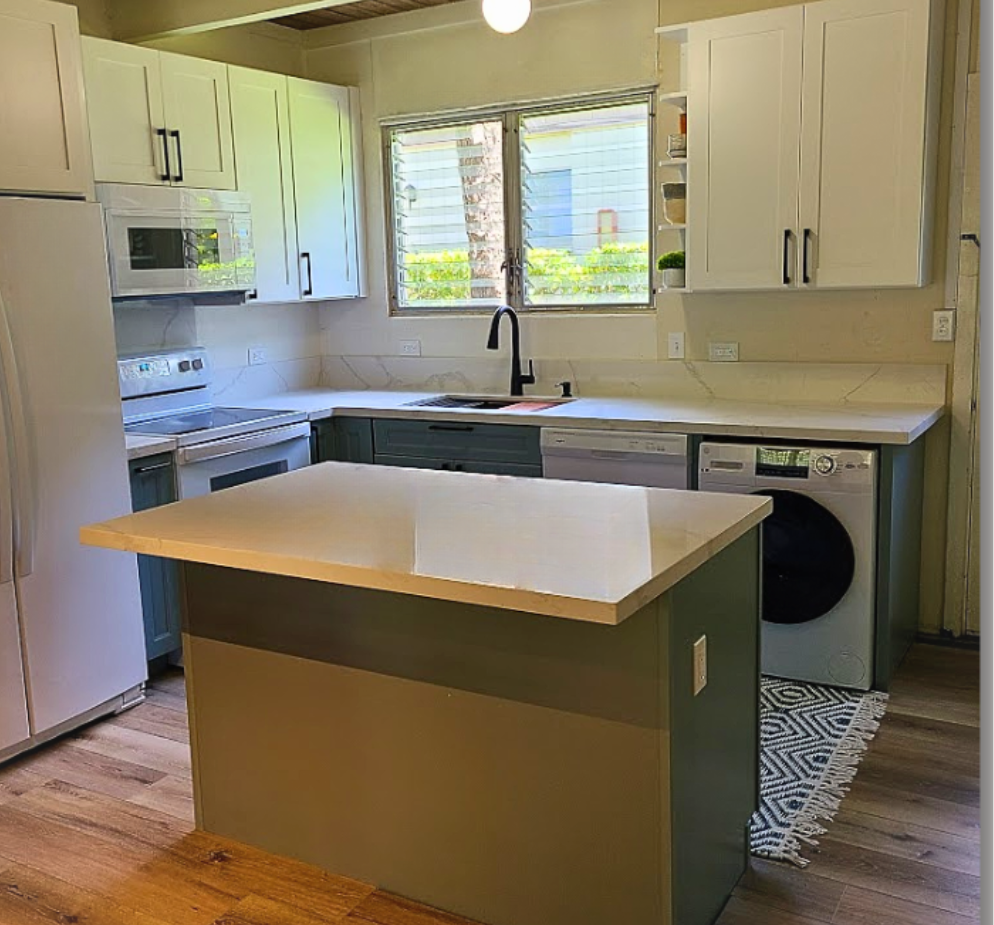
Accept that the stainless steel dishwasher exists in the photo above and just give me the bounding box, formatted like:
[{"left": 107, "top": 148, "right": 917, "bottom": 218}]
[{"left": 541, "top": 429, "right": 690, "bottom": 489}]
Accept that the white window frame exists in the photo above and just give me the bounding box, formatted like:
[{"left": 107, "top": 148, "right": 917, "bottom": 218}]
[{"left": 383, "top": 89, "right": 656, "bottom": 315}]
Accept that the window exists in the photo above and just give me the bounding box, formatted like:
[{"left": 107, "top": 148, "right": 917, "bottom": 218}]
[{"left": 386, "top": 94, "right": 653, "bottom": 313}]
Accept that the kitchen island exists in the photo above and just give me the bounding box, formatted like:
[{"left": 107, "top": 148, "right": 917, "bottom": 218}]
[{"left": 82, "top": 463, "right": 771, "bottom": 925}]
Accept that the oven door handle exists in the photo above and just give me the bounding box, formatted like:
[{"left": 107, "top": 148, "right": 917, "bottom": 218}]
[{"left": 177, "top": 422, "right": 311, "bottom": 465}]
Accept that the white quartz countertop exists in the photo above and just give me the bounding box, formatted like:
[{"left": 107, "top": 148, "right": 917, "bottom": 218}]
[
  {"left": 81, "top": 462, "right": 771, "bottom": 624},
  {"left": 232, "top": 389, "right": 943, "bottom": 445},
  {"left": 125, "top": 434, "right": 178, "bottom": 460}
]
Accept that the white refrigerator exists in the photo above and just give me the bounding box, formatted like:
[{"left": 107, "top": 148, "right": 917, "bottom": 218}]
[{"left": 0, "top": 197, "right": 146, "bottom": 761}]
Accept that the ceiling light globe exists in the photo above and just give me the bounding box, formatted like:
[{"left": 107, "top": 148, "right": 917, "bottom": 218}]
[{"left": 482, "top": 0, "right": 532, "bottom": 34}]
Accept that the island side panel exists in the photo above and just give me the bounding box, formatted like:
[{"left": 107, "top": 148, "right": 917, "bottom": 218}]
[
  {"left": 668, "top": 530, "right": 761, "bottom": 925},
  {"left": 180, "top": 567, "right": 672, "bottom": 925}
]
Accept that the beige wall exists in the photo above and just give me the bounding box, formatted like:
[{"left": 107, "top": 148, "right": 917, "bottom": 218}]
[
  {"left": 303, "top": 0, "right": 961, "bottom": 369},
  {"left": 144, "top": 22, "right": 306, "bottom": 76},
  {"left": 56, "top": 0, "right": 111, "bottom": 36}
]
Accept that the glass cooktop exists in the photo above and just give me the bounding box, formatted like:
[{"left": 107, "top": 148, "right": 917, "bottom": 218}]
[{"left": 125, "top": 407, "right": 287, "bottom": 437}]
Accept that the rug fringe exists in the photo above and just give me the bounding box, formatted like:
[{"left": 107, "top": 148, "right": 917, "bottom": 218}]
[{"left": 766, "top": 689, "right": 889, "bottom": 868}]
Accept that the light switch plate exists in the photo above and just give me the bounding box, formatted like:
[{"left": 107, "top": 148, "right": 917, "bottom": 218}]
[
  {"left": 667, "top": 332, "right": 686, "bottom": 359},
  {"left": 693, "top": 635, "right": 708, "bottom": 696},
  {"left": 399, "top": 339, "right": 422, "bottom": 356},
  {"left": 708, "top": 342, "right": 739, "bottom": 362},
  {"left": 932, "top": 310, "right": 956, "bottom": 342},
  {"left": 248, "top": 346, "right": 268, "bottom": 366}
]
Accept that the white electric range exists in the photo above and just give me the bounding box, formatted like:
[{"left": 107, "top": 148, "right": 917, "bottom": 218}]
[{"left": 119, "top": 348, "right": 311, "bottom": 498}]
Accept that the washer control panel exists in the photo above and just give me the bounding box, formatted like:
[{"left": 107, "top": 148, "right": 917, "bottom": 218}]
[{"left": 699, "top": 443, "right": 876, "bottom": 489}]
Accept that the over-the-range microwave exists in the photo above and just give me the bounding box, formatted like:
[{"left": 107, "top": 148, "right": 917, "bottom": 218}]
[{"left": 97, "top": 184, "right": 256, "bottom": 300}]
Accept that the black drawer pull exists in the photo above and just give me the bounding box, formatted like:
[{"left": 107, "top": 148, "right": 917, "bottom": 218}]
[
  {"left": 132, "top": 462, "right": 173, "bottom": 474},
  {"left": 427, "top": 424, "right": 475, "bottom": 433}
]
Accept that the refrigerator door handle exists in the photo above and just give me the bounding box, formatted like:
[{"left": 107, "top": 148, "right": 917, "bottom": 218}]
[
  {"left": 0, "top": 304, "right": 13, "bottom": 586},
  {"left": 0, "top": 291, "right": 34, "bottom": 579}
]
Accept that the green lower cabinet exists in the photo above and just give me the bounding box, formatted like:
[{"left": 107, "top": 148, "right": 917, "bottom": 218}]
[
  {"left": 312, "top": 418, "right": 374, "bottom": 464},
  {"left": 128, "top": 454, "right": 182, "bottom": 661}
]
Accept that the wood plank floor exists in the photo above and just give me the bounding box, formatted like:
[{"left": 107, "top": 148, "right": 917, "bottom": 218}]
[{"left": 0, "top": 643, "right": 979, "bottom": 925}]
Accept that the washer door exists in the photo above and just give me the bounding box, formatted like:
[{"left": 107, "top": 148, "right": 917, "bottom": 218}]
[{"left": 756, "top": 489, "right": 856, "bottom": 625}]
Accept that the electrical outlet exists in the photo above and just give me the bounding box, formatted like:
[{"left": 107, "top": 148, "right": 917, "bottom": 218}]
[
  {"left": 667, "top": 332, "right": 686, "bottom": 359},
  {"left": 932, "top": 310, "right": 956, "bottom": 342},
  {"left": 693, "top": 635, "right": 708, "bottom": 696},
  {"left": 708, "top": 341, "right": 739, "bottom": 362},
  {"left": 399, "top": 339, "right": 422, "bottom": 357},
  {"left": 248, "top": 346, "right": 268, "bottom": 366}
]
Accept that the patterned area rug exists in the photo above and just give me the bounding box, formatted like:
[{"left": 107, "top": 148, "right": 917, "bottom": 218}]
[{"left": 751, "top": 677, "right": 888, "bottom": 867}]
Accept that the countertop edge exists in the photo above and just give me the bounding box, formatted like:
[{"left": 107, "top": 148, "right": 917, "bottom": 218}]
[{"left": 80, "top": 490, "right": 772, "bottom": 625}]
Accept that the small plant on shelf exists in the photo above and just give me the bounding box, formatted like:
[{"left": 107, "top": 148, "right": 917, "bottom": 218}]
[{"left": 657, "top": 251, "right": 686, "bottom": 290}]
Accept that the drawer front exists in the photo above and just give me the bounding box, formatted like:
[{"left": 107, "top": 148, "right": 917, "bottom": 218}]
[
  {"left": 373, "top": 419, "right": 541, "bottom": 465},
  {"left": 375, "top": 454, "right": 542, "bottom": 478}
]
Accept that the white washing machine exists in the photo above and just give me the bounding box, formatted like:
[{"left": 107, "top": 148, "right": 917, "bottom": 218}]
[{"left": 699, "top": 443, "right": 877, "bottom": 690}]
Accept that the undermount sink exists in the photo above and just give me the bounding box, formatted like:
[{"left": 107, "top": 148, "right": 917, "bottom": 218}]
[{"left": 405, "top": 395, "right": 574, "bottom": 411}]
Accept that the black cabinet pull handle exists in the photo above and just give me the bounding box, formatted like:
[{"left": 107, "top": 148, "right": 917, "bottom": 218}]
[
  {"left": 427, "top": 424, "right": 474, "bottom": 432},
  {"left": 246, "top": 289, "right": 258, "bottom": 300},
  {"left": 156, "top": 128, "right": 171, "bottom": 182},
  {"left": 132, "top": 461, "right": 173, "bottom": 474},
  {"left": 169, "top": 130, "right": 184, "bottom": 183},
  {"left": 782, "top": 229, "right": 792, "bottom": 285},
  {"left": 301, "top": 252, "right": 313, "bottom": 296},
  {"left": 453, "top": 463, "right": 464, "bottom": 472},
  {"left": 803, "top": 228, "right": 812, "bottom": 284}
]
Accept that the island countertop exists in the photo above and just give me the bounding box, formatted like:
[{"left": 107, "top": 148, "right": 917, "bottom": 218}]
[{"left": 81, "top": 462, "right": 771, "bottom": 624}]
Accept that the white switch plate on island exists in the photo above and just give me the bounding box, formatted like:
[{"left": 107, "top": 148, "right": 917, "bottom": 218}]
[{"left": 693, "top": 635, "right": 708, "bottom": 696}]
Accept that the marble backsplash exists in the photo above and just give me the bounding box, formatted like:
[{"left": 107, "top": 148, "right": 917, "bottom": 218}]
[
  {"left": 112, "top": 300, "right": 324, "bottom": 402},
  {"left": 111, "top": 302, "right": 948, "bottom": 408},
  {"left": 318, "top": 355, "right": 948, "bottom": 406}
]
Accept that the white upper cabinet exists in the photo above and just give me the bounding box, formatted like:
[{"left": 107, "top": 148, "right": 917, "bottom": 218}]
[
  {"left": 159, "top": 53, "right": 235, "bottom": 190},
  {"left": 288, "top": 77, "right": 365, "bottom": 301},
  {"left": 798, "top": 0, "right": 935, "bottom": 288},
  {"left": 685, "top": 0, "right": 939, "bottom": 291},
  {"left": 82, "top": 38, "right": 235, "bottom": 190},
  {"left": 82, "top": 40, "right": 166, "bottom": 186},
  {"left": 0, "top": 0, "right": 92, "bottom": 198},
  {"left": 229, "top": 66, "right": 299, "bottom": 303},
  {"left": 687, "top": 7, "right": 803, "bottom": 291}
]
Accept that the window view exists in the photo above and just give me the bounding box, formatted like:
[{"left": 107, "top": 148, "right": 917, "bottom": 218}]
[
  {"left": 387, "top": 95, "right": 652, "bottom": 312},
  {"left": 389, "top": 119, "right": 507, "bottom": 310},
  {"left": 520, "top": 101, "right": 651, "bottom": 306}
]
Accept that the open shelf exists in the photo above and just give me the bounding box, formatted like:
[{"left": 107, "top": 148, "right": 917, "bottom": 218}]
[
  {"left": 655, "top": 23, "right": 690, "bottom": 43},
  {"left": 658, "top": 90, "right": 688, "bottom": 108}
]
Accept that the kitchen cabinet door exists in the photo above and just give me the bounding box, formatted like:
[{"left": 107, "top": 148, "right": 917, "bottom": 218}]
[
  {"left": 129, "top": 455, "right": 181, "bottom": 661},
  {"left": 798, "top": 0, "right": 935, "bottom": 288},
  {"left": 686, "top": 7, "right": 803, "bottom": 291},
  {"left": 160, "top": 52, "right": 236, "bottom": 190},
  {"left": 83, "top": 38, "right": 167, "bottom": 186},
  {"left": 0, "top": 0, "right": 92, "bottom": 198},
  {"left": 229, "top": 67, "right": 299, "bottom": 303},
  {"left": 288, "top": 78, "right": 364, "bottom": 300}
]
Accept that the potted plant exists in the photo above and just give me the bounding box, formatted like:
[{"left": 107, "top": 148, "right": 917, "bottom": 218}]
[{"left": 658, "top": 251, "right": 686, "bottom": 289}]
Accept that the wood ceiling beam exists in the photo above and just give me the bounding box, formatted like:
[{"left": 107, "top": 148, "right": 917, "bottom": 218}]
[{"left": 107, "top": 0, "right": 358, "bottom": 42}]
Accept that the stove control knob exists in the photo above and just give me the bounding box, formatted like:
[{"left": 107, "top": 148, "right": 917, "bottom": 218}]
[
  {"left": 178, "top": 360, "right": 192, "bottom": 372},
  {"left": 192, "top": 358, "right": 204, "bottom": 370},
  {"left": 814, "top": 455, "right": 836, "bottom": 476}
]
